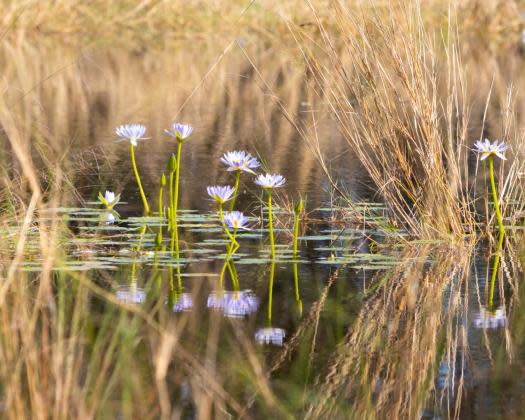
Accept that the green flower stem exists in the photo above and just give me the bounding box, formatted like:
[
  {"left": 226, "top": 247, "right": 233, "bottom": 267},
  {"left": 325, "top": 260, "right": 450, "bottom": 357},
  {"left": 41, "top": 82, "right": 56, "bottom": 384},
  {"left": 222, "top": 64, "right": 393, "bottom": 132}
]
[
  {"left": 169, "top": 140, "right": 184, "bottom": 290},
  {"left": 157, "top": 174, "right": 165, "bottom": 245},
  {"left": 267, "top": 189, "right": 275, "bottom": 258},
  {"left": 131, "top": 225, "right": 147, "bottom": 285},
  {"left": 293, "top": 262, "right": 303, "bottom": 316},
  {"left": 268, "top": 260, "right": 275, "bottom": 322},
  {"left": 293, "top": 208, "right": 300, "bottom": 259},
  {"left": 231, "top": 261, "right": 240, "bottom": 290},
  {"left": 171, "top": 228, "right": 182, "bottom": 291},
  {"left": 487, "top": 154, "right": 505, "bottom": 311},
  {"left": 158, "top": 177, "right": 164, "bottom": 218},
  {"left": 172, "top": 140, "right": 183, "bottom": 227},
  {"left": 489, "top": 155, "right": 505, "bottom": 236},
  {"left": 218, "top": 203, "right": 239, "bottom": 251},
  {"left": 217, "top": 203, "right": 240, "bottom": 287},
  {"left": 489, "top": 230, "right": 505, "bottom": 311},
  {"left": 219, "top": 259, "right": 228, "bottom": 288},
  {"left": 229, "top": 170, "right": 241, "bottom": 211},
  {"left": 168, "top": 168, "right": 175, "bottom": 231},
  {"left": 130, "top": 143, "right": 150, "bottom": 215},
  {"left": 293, "top": 199, "right": 302, "bottom": 314}
]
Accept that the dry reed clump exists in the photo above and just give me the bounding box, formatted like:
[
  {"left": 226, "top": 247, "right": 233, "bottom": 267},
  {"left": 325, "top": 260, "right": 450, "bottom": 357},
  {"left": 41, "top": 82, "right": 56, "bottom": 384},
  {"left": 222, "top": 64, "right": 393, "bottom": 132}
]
[{"left": 277, "top": 0, "right": 524, "bottom": 239}]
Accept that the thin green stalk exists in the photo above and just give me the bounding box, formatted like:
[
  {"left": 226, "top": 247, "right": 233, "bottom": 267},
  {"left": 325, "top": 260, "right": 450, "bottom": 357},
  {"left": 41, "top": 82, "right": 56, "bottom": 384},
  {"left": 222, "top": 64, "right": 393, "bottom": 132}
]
[
  {"left": 131, "top": 225, "right": 147, "bottom": 285},
  {"left": 293, "top": 207, "right": 301, "bottom": 259},
  {"left": 293, "top": 198, "right": 303, "bottom": 314},
  {"left": 293, "top": 262, "right": 302, "bottom": 316},
  {"left": 489, "top": 155, "right": 505, "bottom": 236},
  {"left": 230, "top": 261, "right": 240, "bottom": 290},
  {"left": 172, "top": 141, "right": 183, "bottom": 227},
  {"left": 267, "top": 189, "right": 275, "bottom": 258},
  {"left": 171, "top": 228, "right": 182, "bottom": 290},
  {"left": 268, "top": 260, "right": 275, "bottom": 322},
  {"left": 159, "top": 175, "right": 165, "bottom": 218},
  {"left": 218, "top": 203, "right": 239, "bottom": 251},
  {"left": 169, "top": 142, "right": 183, "bottom": 289},
  {"left": 157, "top": 173, "right": 166, "bottom": 246},
  {"left": 218, "top": 203, "right": 240, "bottom": 287},
  {"left": 488, "top": 230, "right": 505, "bottom": 311},
  {"left": 229, "top": 170, "right": 241, "bottom": 211},
  {"left": 168, "top": 169, "right": 174, "bottom": 230},
  {"left": 130, "top": 143, "right": 150, "bottom": 215}
]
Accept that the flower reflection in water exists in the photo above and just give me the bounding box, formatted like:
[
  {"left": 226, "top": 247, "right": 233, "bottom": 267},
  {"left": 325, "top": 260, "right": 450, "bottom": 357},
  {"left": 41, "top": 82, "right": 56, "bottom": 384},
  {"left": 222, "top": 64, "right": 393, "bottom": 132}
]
[
  {"left": 255, "top": 328, "right": 286, "bottom": 346},
  {"left": 472, "top": 305, "right": 506, "bottom": 329},
  {"left": 116, "top": 284, "right": 146, "bottom": 304},
  {"left": 255, "top": 261, "right": 286, "bottom": 346},
  {"left": 102, "top": 211, "right": 117, "bottom": 225},
  {"left": 207, "top": 290, "right": 259, "bottom": 318},
  {"left": 172, "top": 293, "right": 193, "bottom": 313}
]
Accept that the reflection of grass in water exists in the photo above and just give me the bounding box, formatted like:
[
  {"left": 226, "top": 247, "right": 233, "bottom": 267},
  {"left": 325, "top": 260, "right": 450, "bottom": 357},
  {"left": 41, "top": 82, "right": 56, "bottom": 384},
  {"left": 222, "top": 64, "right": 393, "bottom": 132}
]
[
  {"left": 304, "top": 246, "right": 474, "bottom": 419},
  {"left": 2, "top": 200, "right": 525, "bottom": 417}
]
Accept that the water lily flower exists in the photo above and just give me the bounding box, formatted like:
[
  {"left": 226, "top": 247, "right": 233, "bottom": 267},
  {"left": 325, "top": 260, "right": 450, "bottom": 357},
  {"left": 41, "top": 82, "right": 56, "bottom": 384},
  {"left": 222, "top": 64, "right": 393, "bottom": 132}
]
[
  {"left": 172, "top": 293, "right": 193, "bottom": 313},
  {"left": 207, "top": 185, "right": 235, "bottom": 204},
  {"left": 115, "top": 124, "right": 148, "bottom": 146},
  {"left": 207, "top": 290, "right": 259, "bottom": 317},
  {"left": 255, "top": 327, "right": 286, "bottom": 346},
  {"left": 115, "top": 124, "right": 150, "bottom": 213},
  {"left": 102, "top": 211, "right": 117, "bottom": 225},
  {"left": 98, "top": 190, "right": 121, "bottom": 209},
  {"left": 473, "top": 305, "right": 506, "bottom": 329},
  {"left": 220, "top": 150, "right": 260, "bottom": 174},
  {"left": 255, "top": 173, "right": 286, "bottom": 189},
  {"left": 116, "top": 285, "right": 146, "bottom": 304},
  {"left": 223, "top": 211, "right": 250, "bottom": 230},
  {"left": 474, "top": 139, "right": 508, "bottom": 161},
  {"left": 165, "top": 122, "right": 193, "bottom": 141}
]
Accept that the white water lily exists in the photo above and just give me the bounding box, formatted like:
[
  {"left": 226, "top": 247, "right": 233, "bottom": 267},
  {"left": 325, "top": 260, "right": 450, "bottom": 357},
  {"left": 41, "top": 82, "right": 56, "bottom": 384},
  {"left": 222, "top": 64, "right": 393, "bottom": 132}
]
[
  {"left": 115, "top": 124, "right": 148, "bottom": 146},
  {"left": 98, "top": 190, "right": 121, "bottom": 209},
  {"left": 254, "top": 173, "right": 286, "bottom": 189},
  {"left": 220, "top": 150, "right": 260, "bottom": 174},
  {"left": 172, "top": 293, "right": 193, "bottom": 313},
  {"left": 255, "top": 327, "right": 286, "bottom": 346},
  {"left": 223, "top": 211, "right": 250, "bottom": 230},
  {"left": 473, "top": 139, "right": 508, "bottom": 161},
  {"left": 165, "top": 122, "right": 193, "bottom": 141},
  {"left": 116, "top": 285, "right": 146, "bottom": 304},
  {"left": 207, "top": 290, "right": 259, "bottom": 318},
  {"left": 207, "top": 185, "right": 235, "bottom": 204},
  {"left": 473, "top": 306, "right": 506, "bottom": 329}
]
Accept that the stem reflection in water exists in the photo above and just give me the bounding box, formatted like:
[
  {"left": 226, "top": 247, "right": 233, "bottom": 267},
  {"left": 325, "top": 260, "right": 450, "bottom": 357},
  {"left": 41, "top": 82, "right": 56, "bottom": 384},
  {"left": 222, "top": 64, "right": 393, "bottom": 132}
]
[{"left": 488, "top": 231, "right": 505, "bottom": 311}]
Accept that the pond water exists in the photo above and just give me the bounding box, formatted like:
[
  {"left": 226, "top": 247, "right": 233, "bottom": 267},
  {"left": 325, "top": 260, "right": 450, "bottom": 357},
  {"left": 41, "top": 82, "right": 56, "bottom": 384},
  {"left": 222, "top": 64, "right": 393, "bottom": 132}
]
[{"left": 2, "top": 42, "right": 525, "bottom": 418}]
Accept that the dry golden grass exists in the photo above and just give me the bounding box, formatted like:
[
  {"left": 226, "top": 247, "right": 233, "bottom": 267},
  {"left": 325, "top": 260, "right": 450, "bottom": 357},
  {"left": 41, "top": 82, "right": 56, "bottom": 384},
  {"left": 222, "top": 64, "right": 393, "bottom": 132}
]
[{"left": 0, "top": 0, "right": 525, "bottom": 418}]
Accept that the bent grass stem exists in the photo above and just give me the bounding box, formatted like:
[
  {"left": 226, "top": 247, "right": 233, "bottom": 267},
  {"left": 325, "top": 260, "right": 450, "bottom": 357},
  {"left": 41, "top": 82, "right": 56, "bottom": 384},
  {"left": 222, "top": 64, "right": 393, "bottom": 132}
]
[{"left": 130, "top": 143, "right": 150, "bottom": 215}]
